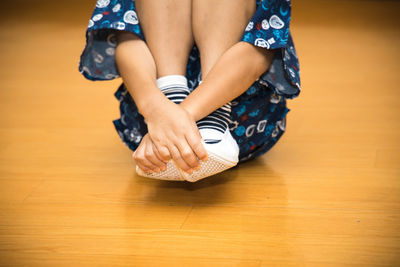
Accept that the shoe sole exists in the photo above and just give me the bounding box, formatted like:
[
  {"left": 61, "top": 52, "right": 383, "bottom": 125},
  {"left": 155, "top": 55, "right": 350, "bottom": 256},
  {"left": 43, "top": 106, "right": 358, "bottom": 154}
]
[{"left": 136, "top": 149, "right": 237, "bottom": 182}]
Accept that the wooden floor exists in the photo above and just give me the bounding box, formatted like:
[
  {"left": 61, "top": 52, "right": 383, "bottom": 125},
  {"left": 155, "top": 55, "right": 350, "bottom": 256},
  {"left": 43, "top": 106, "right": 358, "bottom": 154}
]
[{"left": 0, "top": 0, "right": 399, "bottom": 266}]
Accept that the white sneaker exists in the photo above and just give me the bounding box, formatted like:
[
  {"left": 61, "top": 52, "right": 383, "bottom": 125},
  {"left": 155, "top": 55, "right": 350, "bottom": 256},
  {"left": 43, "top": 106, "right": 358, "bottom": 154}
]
[{"left": 135, "top": 128, "right": 239, "bottom": 182}]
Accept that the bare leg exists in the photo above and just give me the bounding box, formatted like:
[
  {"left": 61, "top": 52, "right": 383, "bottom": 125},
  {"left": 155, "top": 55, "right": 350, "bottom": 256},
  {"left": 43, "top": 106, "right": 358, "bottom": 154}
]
[
  {"left": 192, "top": 0, "right": 256, "bottom": 79},
  {"left": 135, "top": 0, "right": 194, "bottom": 78},
  {"left": 186, "top": 0, "right": 256, "bottom": 135},
  {"left": 181, "top": 0, "right": 274, "bottom": 121},
  {"left": 116, "top": 1, "right": 207, "bottom": 175}
]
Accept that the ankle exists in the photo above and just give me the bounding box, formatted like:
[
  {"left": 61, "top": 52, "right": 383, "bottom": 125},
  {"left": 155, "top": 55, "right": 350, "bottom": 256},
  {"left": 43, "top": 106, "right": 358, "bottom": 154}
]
[{"left": 156, "top": 75, "right": 188, "bottom": 89}]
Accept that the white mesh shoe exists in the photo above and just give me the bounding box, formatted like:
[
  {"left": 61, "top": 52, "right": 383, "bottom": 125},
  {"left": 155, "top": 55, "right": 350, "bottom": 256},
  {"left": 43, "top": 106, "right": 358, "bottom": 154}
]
[{"left": 135, "top": 128, "right": 239, "bottom": 182}]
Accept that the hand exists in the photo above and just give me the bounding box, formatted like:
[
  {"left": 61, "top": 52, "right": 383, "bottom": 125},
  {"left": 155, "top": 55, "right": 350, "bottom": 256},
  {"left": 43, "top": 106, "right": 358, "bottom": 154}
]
[
  {"left": 133, "top": 133, "right": 167, "bottom": 173},
  {"left": 144, "top": 96, "right": 208, "bottom": 174}
]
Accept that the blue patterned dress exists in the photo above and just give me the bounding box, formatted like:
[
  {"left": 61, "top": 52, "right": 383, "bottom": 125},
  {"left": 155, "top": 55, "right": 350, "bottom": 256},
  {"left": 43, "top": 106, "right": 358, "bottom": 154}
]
[{"left": 78, "top": 0, "right": 301, "bottom": 163}]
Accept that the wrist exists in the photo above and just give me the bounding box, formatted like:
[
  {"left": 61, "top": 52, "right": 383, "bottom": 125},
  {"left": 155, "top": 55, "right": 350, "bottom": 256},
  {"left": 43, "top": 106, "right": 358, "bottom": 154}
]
[
  {"left": 180, "top": 100, "right": 200, "bottom": 122},
  {"left": 137, "top": 91, "right": 168, "bottom": 119}
]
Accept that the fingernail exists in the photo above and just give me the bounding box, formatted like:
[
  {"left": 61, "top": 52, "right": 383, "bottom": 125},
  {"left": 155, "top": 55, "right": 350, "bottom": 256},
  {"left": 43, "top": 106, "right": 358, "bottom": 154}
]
[
  {"left": 155, "top": 168, "right": 161, "bottom": 173},
  {"left": 186, "top": 169, "right": 193, "bottom": 174},
  {"left": 194, "top": 165, "right": 201, "bottom": 171},
  {"left": 161, "top": 166, "right": 166, "bottom": 171}
]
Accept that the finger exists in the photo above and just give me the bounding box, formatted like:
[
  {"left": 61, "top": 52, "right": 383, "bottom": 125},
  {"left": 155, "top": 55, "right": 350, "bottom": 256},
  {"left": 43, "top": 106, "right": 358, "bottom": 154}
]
[
  {"left": 186, "top": 131, "right": 208, "bottom": 162},
  {"left": 136, "top": 155, "right": 157, "bottom": 173},
  {"left": 168, "top": 144, "right": 193, "bottom": 174},
  {"left": 133, "top": 143, "right": 159, "bottom": 172},
  {"left": 176, "top": 139, "right": 200, "bottom": 170},
  {"left": 152, "top": 142, "right": 169, "bottom": 168},
  {"left": 152, "top": 141, "right": 172, "bottom": 162},
  {"left": 144, "top": 141, "right": 166, "bottom": 172},
  {"left": 137, "top": 164, "right": 153, "bottom": 174},
  {"left": 134, "top": 152, "right": 153, "bottom": 174}
]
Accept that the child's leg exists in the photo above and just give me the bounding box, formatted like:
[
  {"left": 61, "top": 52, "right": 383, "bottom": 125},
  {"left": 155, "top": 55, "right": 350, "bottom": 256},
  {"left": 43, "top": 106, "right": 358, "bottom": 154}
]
[
  {"left": 156, "top": 0, "right": 257, "bottom": 182},
  {"left": 134, "top": 0, "right": 193, "bottom": 78},
  {"left": 192, "top": 0, "right": 256, "bottom": 78},
  {"left": 115, "top": 0, "right": 206, "bottom": 176},
  {"left": 132, "top": 0, "right": 255, "bottom": 181},
  {"left": 190, "top": 0, "right": 256, "bottom": 140},
  {"left": 132, "top": 0, "right": 206, "bottom": 180}
]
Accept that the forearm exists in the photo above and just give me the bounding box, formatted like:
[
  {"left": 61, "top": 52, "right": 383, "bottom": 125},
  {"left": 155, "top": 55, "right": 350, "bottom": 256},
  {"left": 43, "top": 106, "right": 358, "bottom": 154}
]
[
  {"left": 115, "top": 32, "right": 168, "bottom": 119},
  {"left": 180, "top": 41, "right": 275, "bottom": 121}
]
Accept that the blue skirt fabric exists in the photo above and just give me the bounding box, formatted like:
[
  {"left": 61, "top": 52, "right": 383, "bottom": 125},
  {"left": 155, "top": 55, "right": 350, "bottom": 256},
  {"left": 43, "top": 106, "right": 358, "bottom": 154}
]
[{"left": 78, "top": 0, "right": 301, "bottom": 163}]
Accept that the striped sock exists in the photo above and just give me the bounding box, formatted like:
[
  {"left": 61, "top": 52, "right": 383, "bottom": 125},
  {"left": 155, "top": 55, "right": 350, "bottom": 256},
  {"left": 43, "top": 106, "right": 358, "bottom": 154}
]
[
  {"left": 196, "top": 103, "right": 231, "bottom": 141},
  {"left": 156, "top": 76, "right": 231, "bottom": 143},
  {"left": 196, "top": 80, "right": 231, "bottom": 143},
  {"left": 156, "top": 75, "right": 190, "bottom": 104}
]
